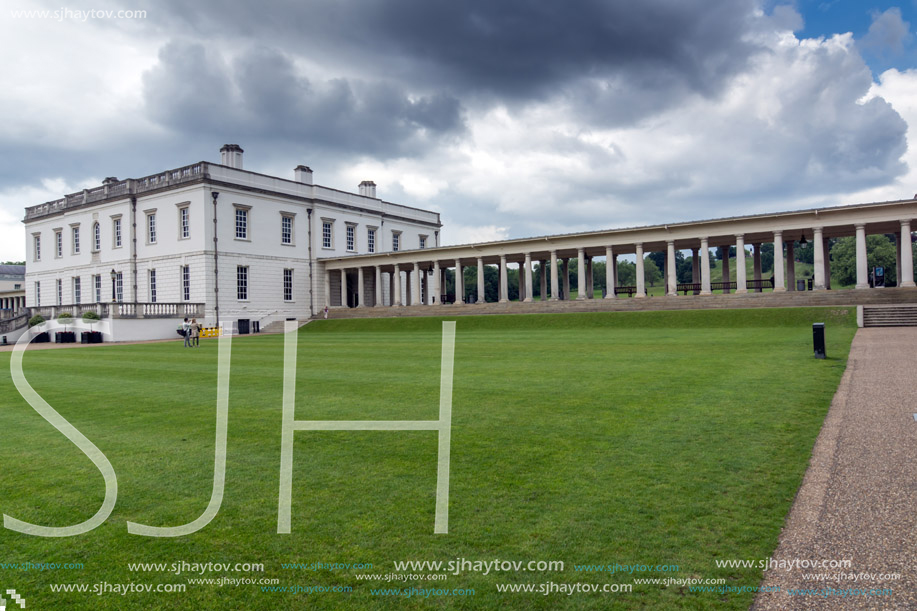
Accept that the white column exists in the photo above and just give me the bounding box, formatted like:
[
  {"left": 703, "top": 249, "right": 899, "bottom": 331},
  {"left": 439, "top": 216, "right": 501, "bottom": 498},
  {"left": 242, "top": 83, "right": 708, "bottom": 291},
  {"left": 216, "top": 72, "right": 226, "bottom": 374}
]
[
  {"left": 454, "top": 260, "right": 464, "bottom": 304},
  {"left": 666, "top": 240, "right": 677, "bottom": 297},
  {"left": 901, "top": 220, "right": 915, "bottom": 287},
  {"left": 735, "top": 235, "right": 747, "bottom": 294},
  {"left": 635, "top": 243, "right": 646, "bottom": 298},
  {"left": 855, "top": 224, "right": 868, "bottom": 289},
  {"left": 752, "top": 244, "right": 762, "bottom": 292},
  {"left": 393, "top": 265, "right": 402, "bottom": 306},
  {"left": 540, "top": 260, "right": 547, "bottom": 301},
  {"left": 786, "top": 241, "right": 796, "bottom": 292},
  {"left": 432, "top": 261, "right": 441, "bottom": 305},
  {"left": 524, "top": 253, "right": 533, "bottom": 302},
  {"left": 586, "top": 257, "right": 594, "bottom": 298},
  {"left": 576, "top": 248, "right": 586, "bottom": 300},
  {"left": 550, "top": 251, "right": 559, "bottom": 301},
  {"left": 357, "top": 267, "right": 366, "bottom": 307},
  {"left": 773, "top": 231, "right": 785, "bottom": 292},
  {"left": 477, "top": 257, "right": 485, "bottom": 304},
  {"left": 700, "top": 238, "right": 711, "bottom": 295},
  {"left": 411, "top": 263, "right": 421, "bottom": 305},
  {"left": 813, "top": 228, "right": 825, "bottom": 290},
  {"left": 374, "top": 266, "right": 382, "bottom": 306},
  {"left": 518, "top": 262, "right": 525, "bottom": 301},
  {"left": 562, "top": 259, "right": 570, "bottom": 300},
  {"left": 324, "top": 271, "right": 331, "bottom": 308},
  {"left": 340, "top": 269, "right": 347, "bottom": 307},
  {"left": 605, "top": 246, "right": 615, "bottom": 299},
  {"left": 499, "top": 255, "right": 509, "bottom": 303}
]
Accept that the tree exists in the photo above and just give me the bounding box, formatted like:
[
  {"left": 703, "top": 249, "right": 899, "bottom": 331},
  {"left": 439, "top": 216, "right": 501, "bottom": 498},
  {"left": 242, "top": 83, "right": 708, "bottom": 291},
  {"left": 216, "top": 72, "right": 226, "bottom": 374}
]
[
  {"left": 2, "top": 261, "right": 25, "bottom": 266},
  {"left": 643, "top": 257, "right": 662, "bottom": 287},
  {"left": 617, "top": 260, "right": 636, "bottom": 286},
  {"left": 831, "top": 235, "right": 898, "bottom": 287}
]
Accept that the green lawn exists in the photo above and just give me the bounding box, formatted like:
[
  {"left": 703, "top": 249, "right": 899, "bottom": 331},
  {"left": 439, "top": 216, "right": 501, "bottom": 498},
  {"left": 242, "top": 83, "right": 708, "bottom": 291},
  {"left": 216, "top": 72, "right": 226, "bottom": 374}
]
[{"left": 0, "top": 308, "right": 857, "bottom": 609}]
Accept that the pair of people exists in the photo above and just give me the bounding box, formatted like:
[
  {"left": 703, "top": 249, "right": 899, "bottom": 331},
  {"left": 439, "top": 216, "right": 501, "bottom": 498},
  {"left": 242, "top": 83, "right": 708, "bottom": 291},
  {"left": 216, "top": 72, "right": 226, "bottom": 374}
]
[{"left": 182, "top": 318, "right": 201, "bottom": 347}]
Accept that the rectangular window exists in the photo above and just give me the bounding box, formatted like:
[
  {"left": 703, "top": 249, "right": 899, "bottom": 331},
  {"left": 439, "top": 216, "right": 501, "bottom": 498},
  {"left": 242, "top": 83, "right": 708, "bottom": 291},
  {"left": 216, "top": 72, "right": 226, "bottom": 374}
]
[
  {"left": 34, "top": 235, "right": 40, "bottom": 261},
  {"left": 93, "top": 223, "right": 101, "bottom": 252},
  {"left": 57, "top": 279, "right": 62, "bottom": 305},
  {"left": 73, "top": 277, "right": 81, "bottom": 305},
  {"left": 392, "top": 232, "right": 400, "bottom": 252},
  {"left": 419, "top": 235, "right": 426, "bottom": 249},
  {"left": 283, "top": 268, "right": 293, "bottom": 301},
  {"left": 235, "top": 208, "right": 248, "bottom": 239},
  {"left": 72, "top": 226, "right": 80, "bottom": 254},
  {"left": 94, "top": 275, "right": 101, "bottom": 303},
  {"left": 34, "top": 281, "right": 40, "bottom": 307},
  {"left": 149, "top": 269, "right": 157, "bottom": 303},
  {"left": 182, "top": 265, "right": 191, "bottom": 301},
  {"left": 148, "top": 213, "right": 157, "bottom": 243},
  {"left": 322, "top": 221, "right": 332, "bottom": 248},
  {"left": 114, "top": 218, "right": 122, "bottom": 247},
  {"left": 180, "top": 207, "right": 190, "bottom": 239},
  {"left": 115, "top": 272, "right": 123, "bottom": 302},
  {"left": 56, "top": 231, "right": 62, "bottom": 257},
  {"left": 367, "top": 228, "right": 376, "bottom": 253},
  {"left": 281, "top": 215, "right": 293, "bottom": 245},
  {"left": 237, "top": 266, "right": 248, "bottom": 300},
  {"left": 346, "top": 225, "right": 355, "bottom": 252}
]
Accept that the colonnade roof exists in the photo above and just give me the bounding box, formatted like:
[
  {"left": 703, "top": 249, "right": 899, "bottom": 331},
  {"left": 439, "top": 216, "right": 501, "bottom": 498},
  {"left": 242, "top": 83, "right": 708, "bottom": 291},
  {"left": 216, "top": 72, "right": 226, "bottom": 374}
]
[{"left": 320, "top": 197, "right": 917, "bottom": 271}]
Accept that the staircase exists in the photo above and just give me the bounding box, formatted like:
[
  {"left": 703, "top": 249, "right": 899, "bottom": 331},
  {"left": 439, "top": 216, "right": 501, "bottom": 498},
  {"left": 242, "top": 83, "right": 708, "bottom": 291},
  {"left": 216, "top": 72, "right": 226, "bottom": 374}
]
[
  {"left": 862, "top": 304, "right": 917, "bottom": 327},
  {"left": 259, "top": 319, "right": 312, "bottom": 334}
]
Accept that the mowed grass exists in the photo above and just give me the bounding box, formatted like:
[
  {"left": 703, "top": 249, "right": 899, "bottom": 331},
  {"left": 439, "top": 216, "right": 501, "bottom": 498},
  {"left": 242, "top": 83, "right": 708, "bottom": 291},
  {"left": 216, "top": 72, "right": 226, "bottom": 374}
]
[{"left": 0, "top": 307, "right": 856, "bottom": 610}]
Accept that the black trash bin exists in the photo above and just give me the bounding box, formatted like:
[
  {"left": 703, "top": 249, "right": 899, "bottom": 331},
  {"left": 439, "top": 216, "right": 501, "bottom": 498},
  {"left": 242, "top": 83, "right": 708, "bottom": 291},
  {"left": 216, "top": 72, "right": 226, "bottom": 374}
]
[{"left": 812, "top": 323, "right": 826, "bottom": 359}]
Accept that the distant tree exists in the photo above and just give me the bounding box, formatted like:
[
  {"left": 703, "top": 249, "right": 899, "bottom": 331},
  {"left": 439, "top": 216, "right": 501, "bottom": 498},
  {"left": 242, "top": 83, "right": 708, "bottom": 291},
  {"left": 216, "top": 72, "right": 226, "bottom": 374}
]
[
  {"left": 617, "top": 260, "right": 636, "bottom": 286},
  {"left": 2, "top": 261, "right": 25, "bottom": 266},
  {"left": 643, "top": 257, "right": 662, "bottom": 287},
  {"left": 831, "top": 235, "right": 898, "bottom": 286},
  {"left": 714, "top": 246, "right": 736, "bottom": 260}
]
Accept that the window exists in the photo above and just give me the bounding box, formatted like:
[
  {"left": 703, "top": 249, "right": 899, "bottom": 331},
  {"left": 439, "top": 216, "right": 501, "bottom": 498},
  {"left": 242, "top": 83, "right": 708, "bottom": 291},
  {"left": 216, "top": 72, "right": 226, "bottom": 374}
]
[
  {"left": 147, "top": 213, "right": 157, "bottom": 243},
  {"left": 419, "top": 235, "right": 427, "bottom": 249},
  {"left": 392, "top": 232, "right": 401, "bottom": 252},
  {"left": 115, "top": 272, "right": 123, "bottom": 302},
  {"left": 182, "top": 265, "right": 191, "bottom": 301},
  {"left": 149, "top": 269, "right": 157, "bottom": 303},
  {"left": 367, "top": 228, "right": 376, "bottom": 253},
  {"left": 73, "top": 277, "right": 81, "bottom": 305},
  {"left": 113, "top": 218, "right": 122, "bottom": 248},
  {"left": 322, "top": 220, "right": 333, "bottom": 249},
  {"left": 281, "top": 215, "right": 293, "bottom": 245},
  {"left": 346, "top": 224, "right": 356, "bottom": 252},
  {"left": 93, "top": 222, "right": 101, "bottom": 251},
  {"left": 283, "top": 268, "right": 293, "bottom": 301},
  {"left": 56, "top": 231, "right": 62, "bottom": 257},
  {"left": 94, "top": 275, "right": 101, "bottom": 303},
  {"left": 179, "top": 207, "right": 190, "bottom": 239},
  {"left": 237, "top": 266, "right": 248, "bottom": 300},
  {"left": 33, "top": 235, "right": 40, "bottom": 261},
  {"left": 235, "top": 207, "right": 248, "bottom": 239},
  {"left": 14, "top": 283, "right": 21, "bottom": 290},
  {"left": 34, "top": 281, "right": 40, "bottom": 307},
  {"left": 72, "top": 226, "right": 80, "bottom": 254},
  {"left": 57, "top": 279, "right": 62, "bottom": 305}
]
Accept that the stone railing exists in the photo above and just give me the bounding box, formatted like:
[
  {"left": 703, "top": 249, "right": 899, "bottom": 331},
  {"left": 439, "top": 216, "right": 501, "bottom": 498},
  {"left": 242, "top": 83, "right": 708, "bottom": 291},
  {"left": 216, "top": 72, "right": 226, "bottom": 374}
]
[
  {"left": 24, "top": 163, "right": 206, "bottom": 220},
  {"left": 29, "top": 303, "right": 204, "bottom": 320},
  {"left": 0, "top": 312, "right": 29, "bottom": 334}
]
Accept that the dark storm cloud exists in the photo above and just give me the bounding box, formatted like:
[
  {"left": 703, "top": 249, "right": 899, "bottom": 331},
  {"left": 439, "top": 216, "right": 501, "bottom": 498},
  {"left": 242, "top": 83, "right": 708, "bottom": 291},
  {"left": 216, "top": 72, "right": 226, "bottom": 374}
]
[{"left": 142, "top": 41, "right": 466, "bottom": 158}]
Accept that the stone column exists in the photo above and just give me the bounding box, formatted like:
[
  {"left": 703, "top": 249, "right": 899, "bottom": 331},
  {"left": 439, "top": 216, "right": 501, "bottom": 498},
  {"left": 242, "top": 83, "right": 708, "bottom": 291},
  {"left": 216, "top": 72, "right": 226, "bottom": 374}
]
[
  {"left": 895, "top": 233, "right": 902, "bottom": 284},
  {"left": 786, "top": 241, "right": 796, "bottom": 292},
  {"left": 375, "top": 266, "right": 383, "bottom": 306},
  {"left": 550, "top": 251, "right": 559, "bottom": 301},
  {"left": 357, "top": 267, "right": 366, "bottom": 307},
  {"left": 477, "top": 257, "right": 485, "bottom": 304},
  {"left": 499, "top": 255, "right": 509, "bottom": 303},
  {"left": 773, "top": 231, "right": 786, "bottom": 292},
  {"left": 576, "top": 248, "right": 586, "bottom": 300},
  {"left": 524, "top": 253, "right": 534, "bottom": 302},
  {"left": 752, "top": 244, "right": 762, "bottom": 292},
  {"left": 540, "top": 260, "right": 547, "bottom": 301},
  {"left": 324, "top": 271, "right": 331, "bottom": 308},
  {"left": 735, "top": 235, "right": 747, "bottom": 294},
  {"left": 412, "top": 263, "right": 421, "bottom": 305},
  {"left": 700, "top": 238, "right": 711, "bottom": 295},
  {"left": 340, "top": 269, "right": 348, "bottom": 307},
  {"left": 518, "top": 262, "right": 525, "bottom": 301},
  {"left": 855, "top": 224, "right": 868, "bottom": 289},
  {"left": 666, "top": 240, "right": 677, "bottom": 296},
  {"left": 901, "top": 220, "right": 915, "bottom": 287},
  {"left": 389, "top": 272, "right": 395, "bottom": 306},
  {"left": 562, "top": 258, "right": 570, "bottom": 300},
  {"left": 405, "top": 271, "right": 412, "bottom": 306},
  {"left": 394, "top": 265, "right": 403, "bottom": 305},
  {"left": 433, "top": 262, "right": 441, "bottom": 305},
  {"left": 824, "top": 237, "right": 832, "bottom": 290},
  {"left": 692, "top": 248, "right": 700, "bottom": 284},
  {"left": 813, "top": 228, "right": 825, "bottom": 290},
  {"left": 586, "top": 257, "right": 594, "bottom": 298},
  {"left": 722, "top": 247, "right": 730, "bottom": 294},
  {"left": 455, "top": 260, "right": 464, "bottom": 304},
  {"left": 635, "top": 243, "right": 646, "bottom": 298},
  {"left": 605, "top": 246, "right": 615, "bottom": 299}
]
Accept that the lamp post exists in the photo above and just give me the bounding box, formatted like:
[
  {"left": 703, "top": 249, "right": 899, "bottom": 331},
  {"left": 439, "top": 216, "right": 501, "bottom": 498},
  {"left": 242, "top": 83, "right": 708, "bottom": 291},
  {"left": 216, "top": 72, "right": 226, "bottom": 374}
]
[{"left": 110, "top": 269, "right": 117, "bottom": 303}]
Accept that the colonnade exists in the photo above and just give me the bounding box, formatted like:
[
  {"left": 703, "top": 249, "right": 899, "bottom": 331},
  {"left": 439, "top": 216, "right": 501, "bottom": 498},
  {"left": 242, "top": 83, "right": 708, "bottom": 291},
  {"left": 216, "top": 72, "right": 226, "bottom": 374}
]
[{"left": 0, "top": 295, "right": 25, "bottom": 315}]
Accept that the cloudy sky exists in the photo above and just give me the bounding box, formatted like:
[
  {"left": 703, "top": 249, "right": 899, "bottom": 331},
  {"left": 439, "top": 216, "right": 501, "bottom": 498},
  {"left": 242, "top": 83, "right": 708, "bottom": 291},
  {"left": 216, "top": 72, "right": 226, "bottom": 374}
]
[{"left": 1, "top": 0, "right": 916, "bottom": 260}]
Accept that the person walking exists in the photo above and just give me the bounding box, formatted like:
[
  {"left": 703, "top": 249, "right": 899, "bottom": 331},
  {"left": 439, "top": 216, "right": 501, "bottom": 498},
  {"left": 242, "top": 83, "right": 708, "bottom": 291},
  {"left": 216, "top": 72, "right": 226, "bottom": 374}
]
[
  {"left": 182, "top": 317, "right": 191, "bottom": 347},
  {"left": 323, "top": 305, "right": 329, "bottom": 319},
  {"left": 190, "top": 318, "right": 201, "bottom": 347}
]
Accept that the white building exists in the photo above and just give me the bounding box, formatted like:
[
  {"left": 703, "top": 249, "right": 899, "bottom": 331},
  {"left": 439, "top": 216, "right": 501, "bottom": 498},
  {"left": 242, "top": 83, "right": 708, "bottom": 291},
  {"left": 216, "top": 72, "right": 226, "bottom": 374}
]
[
  {"left": 0, "top": 264, "right": 26, "bottom": 317},
  {"left": 23, "top": 145, "right": 442, "bottom": 333}
]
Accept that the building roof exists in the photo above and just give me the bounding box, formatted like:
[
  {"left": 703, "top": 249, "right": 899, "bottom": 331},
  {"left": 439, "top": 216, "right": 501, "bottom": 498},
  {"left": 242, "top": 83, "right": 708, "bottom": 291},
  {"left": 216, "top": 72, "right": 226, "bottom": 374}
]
[{"left": 0, "top": 264, "right": 25, "bottom": 278}]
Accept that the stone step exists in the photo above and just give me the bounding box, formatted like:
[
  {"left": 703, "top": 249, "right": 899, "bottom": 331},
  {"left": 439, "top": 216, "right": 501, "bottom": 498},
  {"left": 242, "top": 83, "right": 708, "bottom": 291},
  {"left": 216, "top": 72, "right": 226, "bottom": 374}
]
[{"left": 862, "top": 304, "right": 917, "bottom": 327}]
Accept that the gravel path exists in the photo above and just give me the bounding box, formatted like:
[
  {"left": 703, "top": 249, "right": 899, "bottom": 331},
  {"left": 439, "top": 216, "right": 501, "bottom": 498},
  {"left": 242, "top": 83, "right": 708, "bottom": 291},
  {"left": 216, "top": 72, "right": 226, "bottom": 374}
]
[{"left": 752, "top": 328, "right": 917, "bottom": 610}]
